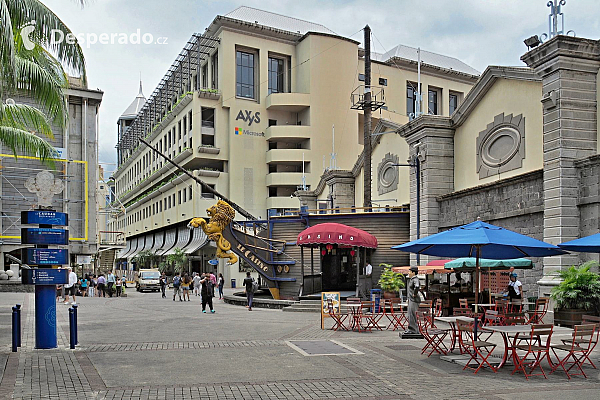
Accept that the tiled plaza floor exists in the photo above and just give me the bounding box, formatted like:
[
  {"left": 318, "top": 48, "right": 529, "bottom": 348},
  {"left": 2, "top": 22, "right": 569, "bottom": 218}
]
[{"left": 1, "top": 289, "right": 599, "bottom": 399}]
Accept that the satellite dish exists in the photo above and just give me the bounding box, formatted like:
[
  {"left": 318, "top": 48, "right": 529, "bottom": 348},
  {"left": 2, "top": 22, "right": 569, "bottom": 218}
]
[{"left": 208, "top": 259, "right": 218, "bottom": 266}]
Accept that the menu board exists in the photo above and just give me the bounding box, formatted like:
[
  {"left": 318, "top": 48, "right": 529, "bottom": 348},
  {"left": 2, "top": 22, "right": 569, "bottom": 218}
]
[{"left": 320, "top": 291, "right": 341, "bottom": 329}]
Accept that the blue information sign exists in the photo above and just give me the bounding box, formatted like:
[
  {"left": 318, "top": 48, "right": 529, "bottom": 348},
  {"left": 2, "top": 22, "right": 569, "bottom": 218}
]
[
  {"left": 21, "top": 228, "right": 68, "bottom": 245},
  {"left": 22, "top": 268, "right": 69, "bottom": 285},
  {"left": 23, "top": 248, "right": 68, "bottom": 265},
  {"left": 21, "top": 210, "right": 68, "bottom": 226}
]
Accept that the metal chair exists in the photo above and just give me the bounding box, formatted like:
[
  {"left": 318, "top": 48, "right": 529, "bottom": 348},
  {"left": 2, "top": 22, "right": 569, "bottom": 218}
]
[
  {"left": 579, "top": 315, "right": 600, "bottom": 369},
  {"left": 511, "top": 324, "right": 554, "bottom": 379},
  {"left": 434, "top": 298, "right": 444, "bottom": 317},
  {"left": 327, "top": 298, "right": 348, "bottom": 331},
  {"left": 551, "top": 324, "right": 598, "bottom": 379},
  {"left": 526, "top": 297, "right": 549, "bottom": 324},
  {"left": 456, "top": 319, "right": 498, "bottom": 374},
  {"left": 385, "top": 298, "right": 407, "bottom": 331},
  {"left": 417, "top": 311, "right": 449, "bottom": 357}
]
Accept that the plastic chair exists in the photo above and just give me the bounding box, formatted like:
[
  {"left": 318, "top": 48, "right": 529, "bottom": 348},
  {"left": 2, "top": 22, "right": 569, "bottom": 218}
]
[
  {"left": 511, "top": 324, "right": 554, "bottom": 379},
  {"left": 456, "top": 319, "right": 498, "bottom": 374},
  {"left": 551, "top": 324, "right": 597, "bottom": 379}
]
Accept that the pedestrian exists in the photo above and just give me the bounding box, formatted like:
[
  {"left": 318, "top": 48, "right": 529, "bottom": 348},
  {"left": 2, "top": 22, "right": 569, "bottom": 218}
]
[
  {"left": 200, "top": 274, "right": 215, "bottom": 313},
  {"left": 181, "top": 273, "right": 191, "bottom": 301},
  {"left": 209, "top": 272, "right": 217, "bottom": 297},
  {"left": 64, "top": 267, "right": 78, "bottom": 305},
  {"left": 160, "top": 272, "right": 167, "bottom": 298},
  {"left": 217, "top": 273, "right": 224, "bottom": 299},
  {"left": 97, "top": 274, "right": 106, "bottom": 297},
  {"left": 88, "top": 275, "right": 96, "bottom": 298},
  {"left": 172, "top": 272, "right": 182, "bottom": 301},
  {"left": 107, "top": 271, "right": 116, "bottom": 297},
  {"left": 193, "top": 272, "right": 202, "bottom": 297},
  {"left": 243, "top": 271, "right": 255, "bottom": 311},
  {"left": 116, "top": 277, "right": 122, "bottom": 297},
  {"left": 79, "top": 275, "right": 89, "bottom": 297},
  {"left": 56, "top": 284, "right": 63, "bottom": 302}
]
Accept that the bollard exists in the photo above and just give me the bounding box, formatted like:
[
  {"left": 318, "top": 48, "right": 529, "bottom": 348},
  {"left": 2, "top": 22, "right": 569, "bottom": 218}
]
[
  {"left": 12, "top": 306, "right": 18, "bottom": 352},
  {"left": 68, "top": 308, "right": 75, "bottom": 350},
  {"left": 72, "top": 304, "right": 78, "bottom": 345},
  {"left": 15, "top": 304, "right": 21, "bottom": 347}
]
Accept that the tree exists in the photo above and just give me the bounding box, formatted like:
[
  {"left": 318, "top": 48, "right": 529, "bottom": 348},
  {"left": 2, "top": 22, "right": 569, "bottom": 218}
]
[
  {"left": 166, "top": 248, "right": 188, "bottom": 274},
  {"left": 132, "top": 250, "right": 158, "bottom": 270},
  {"left": 1, "top": 0, "right": 86, "bottom": 161}
]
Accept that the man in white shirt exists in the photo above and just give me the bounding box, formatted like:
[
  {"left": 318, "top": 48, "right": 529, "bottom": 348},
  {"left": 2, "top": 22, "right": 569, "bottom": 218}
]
[{"left": 64, "top": 267, "right": 78, "bottom": 305}]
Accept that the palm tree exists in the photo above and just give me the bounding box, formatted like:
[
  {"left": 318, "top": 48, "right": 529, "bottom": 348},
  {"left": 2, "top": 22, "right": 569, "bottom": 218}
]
[
  {"left": 166, "top": 248, "right": 188, "bottom": 274},
  {"left": 1, "top": 0, "right": 86, "bottom": 161}
]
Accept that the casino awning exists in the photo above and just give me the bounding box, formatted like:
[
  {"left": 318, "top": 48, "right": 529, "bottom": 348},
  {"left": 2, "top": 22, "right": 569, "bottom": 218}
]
[{"left": 297, "top": 223, "right": 378, "bottom": 248}]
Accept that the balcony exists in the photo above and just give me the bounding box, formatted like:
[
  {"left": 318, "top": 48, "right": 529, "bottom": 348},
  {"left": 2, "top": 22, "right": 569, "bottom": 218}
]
[
  {"left": 266, "top": 92, "right": 310, "bottom": 112},
  {"left": 265, "top": 125, "right": 311, "bottom": 141},
  {"left": 266, "top": 149, "right": 305, "bottom": 163},
  {"left": 99, "top": 231, "right": 126, "bottom": 247},
  {"left": 267, "top": 196, "right": 301, "bottom": 210},
  {"left": 266, "top": 172, "right": 305, "bottom": 186}
]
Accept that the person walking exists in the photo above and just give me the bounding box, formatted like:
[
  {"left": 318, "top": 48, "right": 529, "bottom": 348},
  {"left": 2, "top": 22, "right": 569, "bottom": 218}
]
[
  {"left": 160, "top": 272, "right": 167, "bottom": 298},
  {"left": 97, "top": 274, "right": 106, "bottom": 297},
  {"left": 107, "top": 271, "right": 116, "bottom": 297},
  {"left": 181, "top": 273, "right": 191, "bottom": 301},
  {"left": 243, "top": 271, "right": 255, "bottom": 311},
  {"left": 209, "top": 272, "right": 217, "bottom": 298},
  {"left": 79, "top": 275, "right": 89, "bottom": 297},
  {"left": 116, "top": 277, "right": 122, "bottom": 297},
  {"left": 64, "top": 267, "right": 78, "bottom": 305},
  {"left": 88, "top": 275, "right": 96, "bottom": 298},
  {"left": 193, "top": 273, "right": 202, "bottom": 297},
  {"left": 217, "top": 273, "right": 224, "bottom": 300},
  {"left": 200, "top": 274, "right": 215, "bottom": 313},
  {"left": 172, "top": 272, "right": 182, "bottom": 302}
]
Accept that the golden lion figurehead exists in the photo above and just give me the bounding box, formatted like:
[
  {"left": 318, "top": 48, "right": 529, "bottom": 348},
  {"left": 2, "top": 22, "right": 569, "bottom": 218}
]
[{"left": 188, "top": 200, "right": 237, "bottom": 265}]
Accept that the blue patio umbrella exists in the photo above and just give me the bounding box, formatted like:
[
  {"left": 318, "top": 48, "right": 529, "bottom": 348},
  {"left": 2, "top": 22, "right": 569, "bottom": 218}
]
[
  {"left": 559, "top": 232, "right": 600, "bottom": 252},
  {"left": 392, "top": 220, "right": 566, "bottom": 309}
]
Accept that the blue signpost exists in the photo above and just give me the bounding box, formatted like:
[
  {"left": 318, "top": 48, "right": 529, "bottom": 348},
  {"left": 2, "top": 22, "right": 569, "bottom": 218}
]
[{"left": 21, "top": 210, "right": 69, "bottom": 349}]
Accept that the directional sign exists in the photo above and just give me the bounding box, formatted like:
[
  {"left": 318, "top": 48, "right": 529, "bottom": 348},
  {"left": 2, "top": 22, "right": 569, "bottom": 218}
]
[
  {"left": 23, "top": 248, "right": 68, "bottom": 265},
  {"left": 21, "top": 210, "right": 68, "bottom": 226},
  {"left": 21, "top": 268, "right": 69, "bottom": 285},
  {"left": 21, "top": 228, "right": 68, "bottom": 245}
]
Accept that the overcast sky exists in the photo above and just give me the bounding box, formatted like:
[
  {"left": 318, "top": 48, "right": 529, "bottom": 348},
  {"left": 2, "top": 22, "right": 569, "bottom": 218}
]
[{"left": 43, "top": 0, "right": 599, "bottom": 177}]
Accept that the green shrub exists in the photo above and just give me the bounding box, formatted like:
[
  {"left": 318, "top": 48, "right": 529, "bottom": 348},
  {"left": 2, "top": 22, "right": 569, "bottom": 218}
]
[
  {"left": 378, "top": 263, "right": 405, "bottom": 293},
  {"left": 550, "top": 261, "right": 600, "bottom": 313}
]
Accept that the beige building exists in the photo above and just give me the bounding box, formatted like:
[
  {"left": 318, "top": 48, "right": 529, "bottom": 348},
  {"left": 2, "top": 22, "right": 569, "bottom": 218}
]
[{"left": 111, "top": 7, "right": 478, "bottom": 284}]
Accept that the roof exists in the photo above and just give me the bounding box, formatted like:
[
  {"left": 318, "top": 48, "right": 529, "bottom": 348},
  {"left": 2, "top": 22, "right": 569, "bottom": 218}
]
[
  {"left": 374, "top": 44, "right": 480, "bottom": 76},
  {"left": 120, "top": 81, "right": 146, "bottom": 119},
  {"left": 224, "top": 6, "right": 336, "bottom": 36}
]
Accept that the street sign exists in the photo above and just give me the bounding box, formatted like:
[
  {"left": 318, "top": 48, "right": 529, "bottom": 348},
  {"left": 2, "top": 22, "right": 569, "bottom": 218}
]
[
  {"left": 21, "top": 210, "right": 68, "bottom": 226},
  {"left": 23, "top": 248, "right": 68, "bottom": 265},
  {"left": 21, "top": 228, "right": 68, "bottom": 245},
  {"left": 21, "top": 268, "right": 69, "bottom": 285}
]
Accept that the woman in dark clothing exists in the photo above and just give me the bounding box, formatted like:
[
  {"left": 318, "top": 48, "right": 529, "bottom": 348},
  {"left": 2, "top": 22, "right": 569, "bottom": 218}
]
[
  {"left": 200, "top": 274, "right": 215, "bottom": 313},
  {"left": 217, "top": 273, "right": 224, "bottom": 299}
]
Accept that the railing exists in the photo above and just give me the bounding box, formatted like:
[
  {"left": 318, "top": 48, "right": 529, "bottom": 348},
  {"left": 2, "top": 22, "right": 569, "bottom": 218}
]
[
  {"left": 99, "top": 231, "right": 126, "bottom": 246},
  {"left": 283, "top": 205, "right": 409, "bottom": 216}
]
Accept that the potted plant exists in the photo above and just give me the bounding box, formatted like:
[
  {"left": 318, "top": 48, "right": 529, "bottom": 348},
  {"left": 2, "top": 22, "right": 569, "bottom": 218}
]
[
  {"left": 378, "top": 263, "right": 405, "bottom": 299},
  {"left": 551, "top": 261, "right": 600, "bottom": 327}
]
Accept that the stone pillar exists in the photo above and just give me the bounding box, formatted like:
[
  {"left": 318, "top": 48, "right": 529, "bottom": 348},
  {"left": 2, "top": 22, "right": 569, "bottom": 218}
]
[
  {"left": 294, "top": 190, "right": 317, "bottom": 210},
  {"left": 323, "top": 170, "right": 355, "bottom": 211},
  {"left": 399, "top": 117, "right": 455, "bottom": 266},
  {"left": 522, "top": 36, "right": 600, "bottom": 300}
]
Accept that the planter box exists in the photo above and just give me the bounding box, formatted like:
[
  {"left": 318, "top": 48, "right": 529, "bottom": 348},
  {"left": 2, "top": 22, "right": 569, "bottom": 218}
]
[{"left": 554, "top": 308, "right": 589, "bottom": 327}]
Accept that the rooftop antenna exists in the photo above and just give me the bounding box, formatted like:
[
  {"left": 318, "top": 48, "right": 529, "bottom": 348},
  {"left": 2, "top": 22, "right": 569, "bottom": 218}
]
[
  {"left": 330, "top": 124, "right": 337, "bottom": 170},
  {"left": 416, "top": 47, "right": 422, "bottom": 117},
  {"left": 540, "top": 0, "right": 575, "bottom": 43}
]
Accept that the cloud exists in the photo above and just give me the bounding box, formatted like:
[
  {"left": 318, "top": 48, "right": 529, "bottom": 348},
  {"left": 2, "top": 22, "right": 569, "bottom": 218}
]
[{"left": 42, "top": 0, "right": 597, "bottom": 178}]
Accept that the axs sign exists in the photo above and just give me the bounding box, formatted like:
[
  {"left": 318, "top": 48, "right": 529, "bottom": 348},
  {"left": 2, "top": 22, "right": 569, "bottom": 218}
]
[{"left": 235, "top": 110, "right": 261, "bottom": 126}]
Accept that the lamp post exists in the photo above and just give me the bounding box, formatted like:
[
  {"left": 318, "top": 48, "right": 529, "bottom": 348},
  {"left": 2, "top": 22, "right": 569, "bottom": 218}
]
[{"left": 392, "top": 154, "right": 420, "bottom": 264}]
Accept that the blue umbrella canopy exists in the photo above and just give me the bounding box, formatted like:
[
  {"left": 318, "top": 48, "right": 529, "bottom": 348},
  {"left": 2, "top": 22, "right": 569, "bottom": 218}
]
[
  {"left": 444, "top": 257, "right": 533, "bottom": 270},
  {"left": 392, "top": 221, "right": 565, "bottom": 259},
  {"left": 559, "top": 232, "right": 600, "bottom": 253}
]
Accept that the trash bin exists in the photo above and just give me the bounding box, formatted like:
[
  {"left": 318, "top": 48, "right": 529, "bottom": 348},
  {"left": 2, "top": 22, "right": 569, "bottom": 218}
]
[
  {"left": 231, "top": 279, "right": 236, "bottom": 289},
  {"left": 370, "top": 289, "right": 382, "bottom": 313}
]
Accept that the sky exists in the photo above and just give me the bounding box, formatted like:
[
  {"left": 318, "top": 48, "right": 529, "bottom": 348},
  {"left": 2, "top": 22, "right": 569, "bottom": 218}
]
[{"left": 42, "top": 0, "right": 600, "bottom": 178}]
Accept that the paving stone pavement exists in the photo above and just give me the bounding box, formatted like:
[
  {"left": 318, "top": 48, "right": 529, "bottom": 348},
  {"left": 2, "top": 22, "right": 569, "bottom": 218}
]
[{"left": 1, "top": 290, "right": 599, "bottom": 400}]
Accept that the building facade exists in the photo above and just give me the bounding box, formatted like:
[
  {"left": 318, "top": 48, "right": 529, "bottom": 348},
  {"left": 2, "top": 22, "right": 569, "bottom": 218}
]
[{"left": 110, "top": 6, "right": 478, "bottom": 284}]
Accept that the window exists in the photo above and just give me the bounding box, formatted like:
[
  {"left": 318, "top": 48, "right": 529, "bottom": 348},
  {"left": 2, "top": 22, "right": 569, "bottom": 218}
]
[
  {"left": 211, "top": 51, "right": 218, "bottom": 89},
  {"left": 201, "top": 184, "right": 215, "bottom": 199},
  {"left": 168, "top": 196, "right": 171, "bottom": 208},
  {"left": 178, "top": 190, "right": 181, "bottom": 204},
  {"left": 268, "top": 119, "right": 277, "bottom": 127},
  {"left": 406, "top": 84, "right": 415, "bottom": 116},
  {"left": 428, "top": 88, "right": 439, "bottom": 115},
  {"left": 268, "top": 57, "right": 284, "bottom": 94},
  {"left": 178, "top": 121, "right": 181, "bottom": 140},
  {"left": 188, "top": 110, "right": 192, "bottom": 131},
  {"left": 379, "top": 77, "right": 387, "bottom": 86},
  {"left": 201, "top": 63, "right": 208, "bottom": 88},
  {"left": 189, "top": 185, "right": 193, "bottom": 200},
  {"left": 449, "top": 93, "right": 459, "bottom": 115},
  {"left": 358, "top": 73, "right": 365, "bottom": 82},
  {"left": 183, "top": 116, "right": 187, "bottom": 135},
  {"left": 236, "top": 50, "right": 255, "bottom": 99},
  {"left": 164, "top": 198, "right": 167, "bottom": 210}
]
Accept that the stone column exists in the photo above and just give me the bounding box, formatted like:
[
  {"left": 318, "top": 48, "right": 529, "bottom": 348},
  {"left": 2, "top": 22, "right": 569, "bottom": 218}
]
[
  {"left": 522, "top": 36, "right": 600, "bottom": 299},
  {"left": 294, "top": 191, "right": 317, "bottom": 210},
  {"left": 399, "top": 117, "right": 455, "bottom": 266},
  {"left": 323, "top": 170, "right": 356, "bottom": 211}
]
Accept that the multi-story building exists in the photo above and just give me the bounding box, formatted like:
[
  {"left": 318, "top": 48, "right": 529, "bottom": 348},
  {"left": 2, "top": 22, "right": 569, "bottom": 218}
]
[
  {"left": 0, "top": 78, "right": 103, "bottom": 270},
  {"left": 111, "top": 6, "right": 478, "bottom": 283}
]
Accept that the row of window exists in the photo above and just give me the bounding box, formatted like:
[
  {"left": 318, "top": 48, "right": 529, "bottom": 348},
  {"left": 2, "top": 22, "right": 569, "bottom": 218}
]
[
  {"left": 406, "top": 83, "right": 461, "bottom": 116},
  {"left": 236, "top": 49, "right": 291, "bottom": 100}
]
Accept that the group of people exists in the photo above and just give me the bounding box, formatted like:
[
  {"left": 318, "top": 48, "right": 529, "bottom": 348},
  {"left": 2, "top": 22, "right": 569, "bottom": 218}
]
[
  {"left": 56, "top": 268, "right": 126, "bottom": 304},
  {"left": 159, "top": 271, "right": 225, "bottom": 313}
]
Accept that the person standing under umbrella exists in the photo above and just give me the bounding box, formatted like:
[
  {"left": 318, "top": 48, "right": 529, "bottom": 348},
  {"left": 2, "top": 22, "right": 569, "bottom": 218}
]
[
  {"left": 404, "top": 266, "right": 421, "bottom": 335},
  {"left": 506, "top": 272, "right": 523, "bottom": 300}
]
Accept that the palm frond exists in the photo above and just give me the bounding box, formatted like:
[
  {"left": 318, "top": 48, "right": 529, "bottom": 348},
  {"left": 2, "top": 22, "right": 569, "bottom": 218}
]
[
  {"left": 0, "top": 0, "right": 16, "bottom": 91},
  {"left": 0, "top": 125, "right": 55, "bottom": 167},
  {"left": 14, "top": 55, "right": 68, "bottom": 128},
  {"left": 0, "top": 103, "right": 54, "bottom": 138},
  {"left": 7, "top": 0, "right": 86, "bottom": 83}
]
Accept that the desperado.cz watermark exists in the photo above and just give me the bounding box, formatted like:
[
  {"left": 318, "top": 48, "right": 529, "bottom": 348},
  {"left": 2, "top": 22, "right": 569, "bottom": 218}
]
[{"left": 20, "top": 21, "right": 168, "bottom": 50}]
